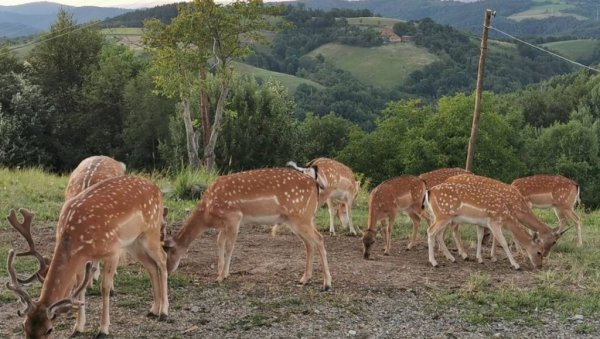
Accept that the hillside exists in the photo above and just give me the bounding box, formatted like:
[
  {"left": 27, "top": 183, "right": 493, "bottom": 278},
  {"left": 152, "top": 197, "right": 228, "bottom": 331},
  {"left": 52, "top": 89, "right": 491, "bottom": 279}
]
[
  {"left": 541, "top": 39, "right": 600, "bottom": 62},
  {"left": 234, "top": 62, "right": 324, "bottom": 93},
  {"left": 0, "top": 2, "right": 130, "bottom": 38},
  {"left": 307, "top": 42, "right": 438, "bottom": 88}
]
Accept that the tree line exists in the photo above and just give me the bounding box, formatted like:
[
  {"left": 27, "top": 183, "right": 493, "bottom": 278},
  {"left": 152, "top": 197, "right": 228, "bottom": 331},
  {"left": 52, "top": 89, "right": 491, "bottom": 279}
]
[{"left": 2, "top": 1, "right": 600, "bottom": 208}]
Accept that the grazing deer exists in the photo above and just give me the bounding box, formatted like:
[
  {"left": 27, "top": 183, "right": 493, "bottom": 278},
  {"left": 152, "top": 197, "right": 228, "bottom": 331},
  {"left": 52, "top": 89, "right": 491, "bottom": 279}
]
[
  {"left": 511, "top": 175, "right": 582, "bottom": 246},
  {"left": 418, "top": 167, "right": 471, "bottom": 190},
  {"left": 289, "top": 158, "right": 360, "bottom": 235},
  {"left": 445, "top": 174, "right": 564, "bottom": 262},
  {"left": 362, "top": 175, "right": 430, "bottom": 259},
  {"left": 426, "top": 181, "right": 546, "bottom": 270},
  {"left": 65, "top": 155, "right": 127, "bottom": 290},
  {"left": 162, "top": 168, "right": 332, "bottom": 291},
  {"left": 6, "top": 176, "right": 168, "bottom": 338}
]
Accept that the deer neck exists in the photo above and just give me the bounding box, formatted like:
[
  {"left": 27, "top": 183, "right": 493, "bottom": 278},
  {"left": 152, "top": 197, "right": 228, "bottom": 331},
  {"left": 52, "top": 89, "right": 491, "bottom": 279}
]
[
  {"left": 506, "top": 221, "right": 533, "bottom": 247},
  {"left": 514, "top": 208, "right": 551, "bottom": 234},
  {"left": 38, "top": 250, "right": 84, "bottom": 305},
  {"left": 173, "top": 205, "right": 209, "bottom": 251}
]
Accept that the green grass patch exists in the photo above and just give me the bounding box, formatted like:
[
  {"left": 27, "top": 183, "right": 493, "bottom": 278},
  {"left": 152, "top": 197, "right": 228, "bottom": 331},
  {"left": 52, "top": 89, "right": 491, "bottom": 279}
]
[
  {"left": 541, "top": 39, "right": 600, "bottom": 62},
  {"left": 509, "top": 3, "right": 586, "bottom": 21},
  {"left": 234, "top": 62, "right": 325, "bottom": 94},
  {"left": 307, "top": 42, "right": 438, "bottom": 88}
]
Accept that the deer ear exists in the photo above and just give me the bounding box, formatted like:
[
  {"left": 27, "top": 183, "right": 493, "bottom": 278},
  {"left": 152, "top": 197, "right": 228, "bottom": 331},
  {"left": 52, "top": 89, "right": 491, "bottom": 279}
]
[
  {"left": 162, "top": 238, "right": 176, "bottom": 250},
  {"left": 162, "top": 207, "right": 169, "bottom": 219}
]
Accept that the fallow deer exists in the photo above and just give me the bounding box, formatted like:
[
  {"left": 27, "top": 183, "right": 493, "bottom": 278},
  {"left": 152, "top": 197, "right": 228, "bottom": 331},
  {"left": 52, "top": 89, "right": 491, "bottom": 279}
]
[
  {"left": 418, "top": 167, "right": 471, "bottom": 190},
  {"left": 362, "top": 175, "right": 430, "bottom": 259},
  {"left": 162, "top": 168, "right": 332, "bottom": 291},
  {"left": 445, "top": 174, "right": 564, "bottom": 262},
  {"left": 289, "top": 158, "right": 360, "bottom": 235},
  {"left": 6, "top": 176, "right": 168, "bottom": 338},
  {"left": 511, "top": 175, "right": 582, "bottom": 246},
  {"left": 65, "top": 155, "right": 127, "bottom": 290},
  {"left": 426, "top": 181, "right": 546, "bottom": 270}
]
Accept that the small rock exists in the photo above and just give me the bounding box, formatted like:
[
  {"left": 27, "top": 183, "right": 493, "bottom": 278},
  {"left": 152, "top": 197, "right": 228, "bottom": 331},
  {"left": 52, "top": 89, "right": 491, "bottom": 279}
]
[
  {"left": 570, "top": 314, "right": 584, "bottom": 322},
  {"left": 349, "top": 330, "right": 357, "bottom": 336},
  {"left": 190, "top": 306, "right": 200, "bottom": 313},
  {"left": 493, "top": 333, "right": 502, "bottom": 338}
]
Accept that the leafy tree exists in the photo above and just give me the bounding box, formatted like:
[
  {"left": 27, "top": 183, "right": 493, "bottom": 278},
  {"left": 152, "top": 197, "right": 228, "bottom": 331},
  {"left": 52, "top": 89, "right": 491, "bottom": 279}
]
[
  {"left": 122, "top": 69, "right": 176, "bottom": 170},
  {"left": 216, "top": 76, "right": 298, "bottom": 171},
  {"left": 296, "top": 112, "right": 358, "bottom": 163},
  {"left": 0, "top": 74, "right": 54, "bottom": 167},
  {"left": 144, "top": 0, "right": 272, "bottom": 171},
  {"left": 28, "top": 9, "right": 104, "bottom": 170}
]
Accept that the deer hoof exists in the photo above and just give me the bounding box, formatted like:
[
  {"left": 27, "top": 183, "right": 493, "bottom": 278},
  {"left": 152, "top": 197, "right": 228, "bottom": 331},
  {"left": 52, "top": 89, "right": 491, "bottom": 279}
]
[
  {"left": 147, "top": 311, "right": 158, "bottom": 319},
  {"left": 158, "top": 314, "right": 168, "bottom": 322},
  {"left": 95, "top": 332, "right": 109, "bottom": 339},
  {"left": 321, "top": 285, "right": 332, "bottom": 292},
  {"left": 70, "top": 331, "right": 83, "bottom": 338}
]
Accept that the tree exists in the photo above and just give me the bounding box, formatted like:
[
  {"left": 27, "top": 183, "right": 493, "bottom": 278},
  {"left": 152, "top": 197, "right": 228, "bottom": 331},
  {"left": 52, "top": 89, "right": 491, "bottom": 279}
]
[
  {"left": 143, "top": 0, "right": 272, "bottom": 171},
  {"left": 28, "top": 9, "right": 104, "bottom": 170},
  {"left": 216, "top": 76, "right": 298, "bottom": 171},
  {"left": 297, "top": 112, "right": 358, "bottom": 163}
]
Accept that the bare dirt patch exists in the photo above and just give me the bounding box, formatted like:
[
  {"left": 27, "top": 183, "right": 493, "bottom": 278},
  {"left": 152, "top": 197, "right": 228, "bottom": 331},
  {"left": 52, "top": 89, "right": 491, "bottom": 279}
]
[{"left": 0, "top": 224, "right": 596, "bottom": 338}]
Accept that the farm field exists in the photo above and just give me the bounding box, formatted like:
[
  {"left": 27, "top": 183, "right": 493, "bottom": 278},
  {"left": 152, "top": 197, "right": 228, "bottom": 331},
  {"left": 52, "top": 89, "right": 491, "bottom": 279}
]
[
  {"left": 1, "top": 168, "right": 600, "bottom": 338},
  {"left": 508, "top": 1, "right": 587, "bottom": 21},
  {"left": 541, "top": 39, "right": 600, "bottom": 62},
  {"left": 233, "top": 62, "right": 325, "bottom": 94},
  {"left": 308, "top": 43, "right": 439, "bottom": 88},
  {"left": 346, "top": 16, "right": 403, "bottom": 28}
]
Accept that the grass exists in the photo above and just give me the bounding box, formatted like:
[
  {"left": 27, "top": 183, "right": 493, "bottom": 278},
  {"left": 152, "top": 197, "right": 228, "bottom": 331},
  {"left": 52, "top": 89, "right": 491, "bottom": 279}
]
[
  {"left": 2, "top": 167, "right": 600, "bottom": 328},
  {"left": 233, "top": 62, "right": 325, "bottom": 94},
  {"left": 307, "top": 42, "right": 438, "bottom": 88},
  {"left": 541, "top": 39, "right": 600, "bottom": 62},
  {"left": 509, "top": 1, "right": 587, "bottom": 21}
]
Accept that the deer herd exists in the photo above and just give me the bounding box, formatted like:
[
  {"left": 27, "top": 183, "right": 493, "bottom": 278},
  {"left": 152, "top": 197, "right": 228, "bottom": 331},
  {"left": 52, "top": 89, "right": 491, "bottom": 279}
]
[{"left": 5, "top": 155, "right": 582, "bottom": 338}]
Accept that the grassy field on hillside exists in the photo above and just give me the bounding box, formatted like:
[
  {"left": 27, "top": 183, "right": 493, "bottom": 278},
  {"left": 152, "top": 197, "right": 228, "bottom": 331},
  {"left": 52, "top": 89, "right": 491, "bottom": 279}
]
[
  {"left": 233, "top": 62, "right": 325, "bottom": 94},
  {"left": 509, "top": 0, "right": 587, "bottom": 21},
  {"left": 541, "top": 39, "right": 600, "bottom": 62},
  {"left": 308, "top": 42, "right": 438, "bottom": 88}
]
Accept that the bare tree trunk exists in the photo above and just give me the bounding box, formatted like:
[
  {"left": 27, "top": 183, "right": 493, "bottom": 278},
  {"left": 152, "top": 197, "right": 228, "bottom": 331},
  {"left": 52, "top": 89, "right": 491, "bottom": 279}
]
[
  {"left": 181, "top": 99, "right": 200, "bottom": 169},
  {"left": 199, "top": 69, "right": 211, "bottom": 150},
  {"left": 204, "top": 82, "right": 231, "bottom": 171}
]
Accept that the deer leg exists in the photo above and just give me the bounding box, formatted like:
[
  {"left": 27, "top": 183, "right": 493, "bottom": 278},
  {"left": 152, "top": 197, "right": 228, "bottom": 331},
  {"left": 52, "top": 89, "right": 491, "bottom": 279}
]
[
  {"left": 297, "top": 234, "right": 314, "bottom": 285},
  {"left": 436, "top": 228, "right": 455, "bottom": 263},
  {"left": 427, "top": 217, "right": 451, "bottom": 267},
  {"left": 450, "top": 223, "right": 468, "bottom": 260},
  {"left": 326, "top": 198, "right": 337, "bottom": 235},
  {"left": 476, "top": 226, "right": 485, "bottom": 263},
  {"left": 98, "top": 254, "right": 119, "bottom": 337},
  {"left": 565, "top": 208, "right": 582, "bottom": 246},
  {"left": 128, "top": 239, "right": 165, "bottom": 318},
  {"left": 345, "top": 200, "right": 359, "bottom": 236},
  {"left": 71, "top": 270, "right": 88, "bottom": 336},
  {"left": 489, "top": 222, "right": 520, "bottom": 270},
  {"left": 216, "top": 230, "right": 227, "bottom": 281},
  {"left": 382, "top": 217, "right": 392, "bottom": 255},
  {"left": 309, "top": 223, "right": 332, "bottom": 291},
  {"left": 406, "top": 211, "right": 421, "bottom": 250},
  {"left": 222, "top": 222, "right": 241, "bottom": 280}
]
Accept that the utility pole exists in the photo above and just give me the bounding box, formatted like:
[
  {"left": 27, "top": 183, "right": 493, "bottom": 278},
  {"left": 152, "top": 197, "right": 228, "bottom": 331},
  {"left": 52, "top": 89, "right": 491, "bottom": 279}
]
[{"left": 465, "top": 9, "right": 494, "bottom": 172}]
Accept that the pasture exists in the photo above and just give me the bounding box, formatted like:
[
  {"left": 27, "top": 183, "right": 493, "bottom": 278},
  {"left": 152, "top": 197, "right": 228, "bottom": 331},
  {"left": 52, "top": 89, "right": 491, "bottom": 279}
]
[
  {"left": 233, "top": 62, "right": 325, "bottom": 94},
  {"left": 508, "top": 1, "right": 587, "bottom": 21},
  {"left": 1, "top": 168, "right": 600, "bottom": 338},
  {"left": 307, "top": 43, "right": 438, "bottom": 88},
  {"left": 541, "top": 39, "right": 600, "bottom": 62}
]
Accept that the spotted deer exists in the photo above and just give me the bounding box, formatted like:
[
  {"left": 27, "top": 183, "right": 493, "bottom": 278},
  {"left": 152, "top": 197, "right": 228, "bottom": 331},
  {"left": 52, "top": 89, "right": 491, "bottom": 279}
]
[
  {"left": 362, "top": 175, "right": 431, "bottom": 259},
  {"left": 445, "top": 174, "right": 564, "bottom": 262},
  {"left": 6, "top": 176, "right": 168, "bottom": 338},
  {"left": 162, "top": 168, "right": 332, "bottom": 291},
  {"left": 426, "top": 181, "right": 546, "bottom": 270},
  {"left": 418, "top": 167, "right": 471, "bottom": 190},
  {"left": 64, "top": 155, "right": 127, "bottom": 289},
  {"left": 511, "top": 175, "right": 582, "bottom": 246},
  {"left": 288, "top": 158, "right": 360, "bottom": 235}
]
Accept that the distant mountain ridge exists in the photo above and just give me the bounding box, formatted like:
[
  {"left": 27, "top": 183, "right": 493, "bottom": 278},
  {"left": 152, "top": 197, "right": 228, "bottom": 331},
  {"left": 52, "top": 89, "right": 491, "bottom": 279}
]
[{"left": 0, "top": 1, "right": 131, "bottom": 38}]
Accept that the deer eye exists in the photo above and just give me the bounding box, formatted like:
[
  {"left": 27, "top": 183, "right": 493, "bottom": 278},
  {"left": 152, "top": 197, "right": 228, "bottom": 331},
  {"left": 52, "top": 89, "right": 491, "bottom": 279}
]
[{"left": 46, "top": 328, "right": 53, "bottom": 335}]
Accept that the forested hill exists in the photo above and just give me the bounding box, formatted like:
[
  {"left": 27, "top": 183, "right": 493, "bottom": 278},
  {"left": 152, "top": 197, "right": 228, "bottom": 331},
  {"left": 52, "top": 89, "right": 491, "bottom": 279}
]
[
  {"left": 288, "top": 0, "right": 600, "bottom": 37},
  {"left": 103, "top": 3, "right": 179, "bottom": 27}
]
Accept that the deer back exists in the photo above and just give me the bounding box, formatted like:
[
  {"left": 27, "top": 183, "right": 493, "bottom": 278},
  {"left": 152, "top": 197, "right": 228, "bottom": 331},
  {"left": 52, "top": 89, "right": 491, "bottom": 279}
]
[
  {"left": 419, "top": 167, "right": 471, "bottom": 189},
  {"left": 369, "top": 175, "right": 426, "bottom": 215},
  {"left": 65, "top": 156, "right": 126, "bottom": 201}
]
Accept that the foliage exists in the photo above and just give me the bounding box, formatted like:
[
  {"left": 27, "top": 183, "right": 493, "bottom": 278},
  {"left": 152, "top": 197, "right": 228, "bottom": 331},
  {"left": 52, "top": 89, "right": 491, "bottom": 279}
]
[
  {"left": 296, "top": 112, "right": 358, "bottom": 163},
  {"left": 216, "top": 75, "right": 298, "bottom": 171},
  {"left": 170, "top": 166, "right": 219, "bottom": 201}
]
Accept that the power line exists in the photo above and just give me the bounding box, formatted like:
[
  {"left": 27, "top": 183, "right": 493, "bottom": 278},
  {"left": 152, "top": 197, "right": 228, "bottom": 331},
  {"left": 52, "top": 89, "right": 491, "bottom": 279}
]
[{"left": 488, "top": 25, "right": 600, "bottom": 73}]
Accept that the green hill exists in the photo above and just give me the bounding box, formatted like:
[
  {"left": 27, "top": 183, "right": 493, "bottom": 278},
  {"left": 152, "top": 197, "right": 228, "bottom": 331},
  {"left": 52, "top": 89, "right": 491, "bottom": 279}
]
[
  {"left": 541, "top": 39, "right": 600, "bottom": 62},
  {"left": 346, "top": 17, "right": 403, "bottom": 28},
  {"left": 508, "top": 0, "right": 587, "bottom": 21},
  {"left": 234, "top": 62, "right": 324, "bottom": 93},
  {"left": 307, "top": 42, "right": 438, "bottom": 88}
]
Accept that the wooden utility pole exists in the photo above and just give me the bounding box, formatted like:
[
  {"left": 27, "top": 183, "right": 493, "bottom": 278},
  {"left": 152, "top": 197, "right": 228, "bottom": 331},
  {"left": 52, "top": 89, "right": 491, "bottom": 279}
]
[{"left": 465, "top": 9, "right": 494, "bottom": 171}]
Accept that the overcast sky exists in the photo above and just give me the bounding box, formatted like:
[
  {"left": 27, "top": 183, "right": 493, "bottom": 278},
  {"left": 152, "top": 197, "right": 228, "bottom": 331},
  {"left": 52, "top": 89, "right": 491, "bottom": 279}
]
[{"left": 1, "top": 0, "right": 296, "bottom": 9}]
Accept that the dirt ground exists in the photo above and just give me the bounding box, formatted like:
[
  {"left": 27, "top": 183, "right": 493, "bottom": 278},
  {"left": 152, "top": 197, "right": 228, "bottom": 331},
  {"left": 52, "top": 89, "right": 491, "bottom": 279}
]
[{"left": 1, "top": 223, "right": 597, "bottom": 338}]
